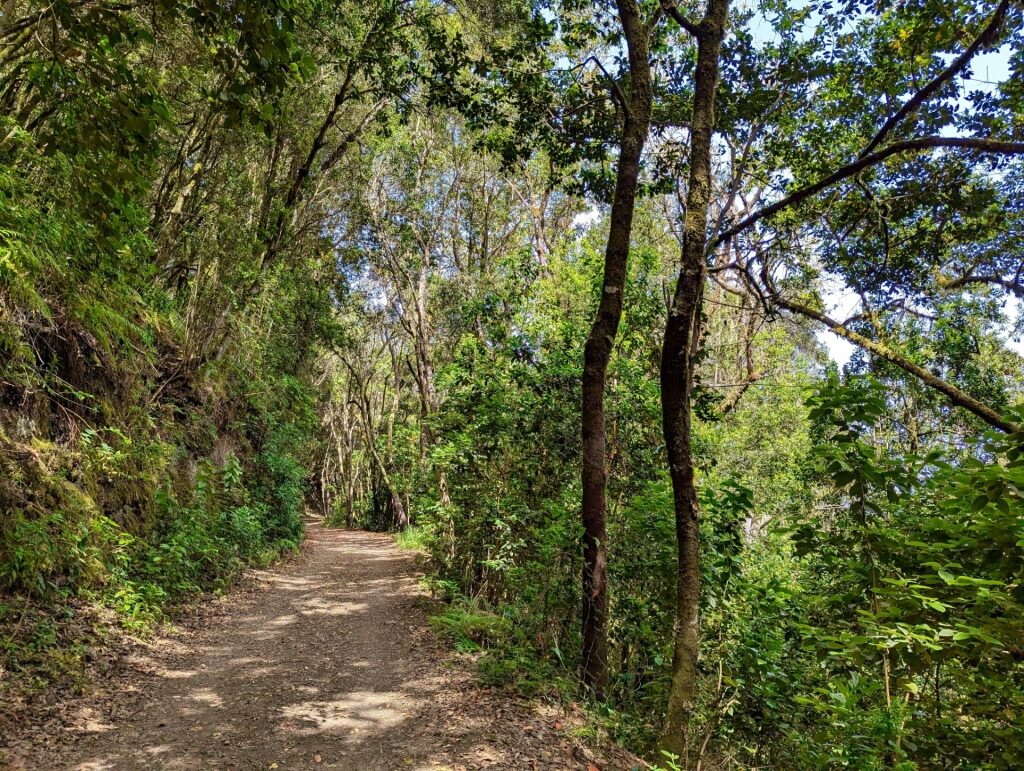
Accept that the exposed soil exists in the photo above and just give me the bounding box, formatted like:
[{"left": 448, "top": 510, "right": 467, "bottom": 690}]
[{"left": 2, "top": 523, "right": 643, "bottom": 770}]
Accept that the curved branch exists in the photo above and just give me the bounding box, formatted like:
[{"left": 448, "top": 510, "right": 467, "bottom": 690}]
[
  {"left": 937, "top": 272, "right": 1024, "bottom": 299},
  {"left": 659, "top": 0, "right": 701, "bottom": 37},
  {"left": 717, "top": 373, "right": 762, "bottom": 417},
  {"left": 860, "top": 0, "right": 1011, "bottom": 158},
  {"left": 776, "top": 296, "right": 1017, "bottom": 433},
  {"left": 714, "top": 136, "right": 1024, "bottom": 248},
  {"left": 584, "top": 54, "right": 629, "bottom": 117}
]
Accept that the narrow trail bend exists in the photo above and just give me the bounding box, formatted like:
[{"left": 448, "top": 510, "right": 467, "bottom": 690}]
[{"left": 28, "top": 523, "right": 637, "bottom": 770}]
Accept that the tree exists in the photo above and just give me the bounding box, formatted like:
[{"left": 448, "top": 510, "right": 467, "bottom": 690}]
[
  {"left": 657, "top": 0, "right": 731, "bottom": 755},
  {"left": 580, "top": 0, "right": 657, "bottom": 697},
  {"left": 653, "top": 0, "right": 1024, "bottom": 756}
]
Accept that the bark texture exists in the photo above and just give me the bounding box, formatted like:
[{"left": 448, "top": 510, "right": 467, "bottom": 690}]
[
  {"left": 581, "top": 0, "right": 654, "bottom": 697},
  {"left": 659, "top": 0, "right": 730, "bottom": 758}
]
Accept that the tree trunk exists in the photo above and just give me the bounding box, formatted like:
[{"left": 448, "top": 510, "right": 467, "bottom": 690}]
[
  {"left": 659, "top": 0, "right": 730, "bottom": 758},
  {"left": 341, "top": 380, "right": 357, "bottom": 527},
  {"left": 580, "top": 0, "right": 654, "bottom": 697}
]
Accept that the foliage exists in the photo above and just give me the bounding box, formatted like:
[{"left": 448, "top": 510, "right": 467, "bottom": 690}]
[
  {"left": 4, "top": 0, "right": 1024, "bottom": 767},
  {"left": 0, "top": 0, "right": 351, "bottom": 692}
]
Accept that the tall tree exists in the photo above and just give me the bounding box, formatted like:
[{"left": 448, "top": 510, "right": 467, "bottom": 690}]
[
  {"left": 655, "top": 0, "right": 1024, "bottom": 756},
  {"left": 658, "top": 0, "right": 731, "bottom": 756},
  {"left": 580, "top": 0, "right": 656, "bottom": 696}
]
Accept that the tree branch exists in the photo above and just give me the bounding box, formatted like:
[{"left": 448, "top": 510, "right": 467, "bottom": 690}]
[
  {"left": 714, "top": 136, "right": 1024, "bottom": 248},
  {"left": 860, "top": 0, "right": 1011, "bottom": 158},
  {"left": 585, "top": 54, "right": 629, "bottom": 117},
  {"left": 937, "top": 272, "right": 1024, "bottom": 299},
  {"left": 717, "top": 373, "right": 762, "bottom": 417},
  {"left": 659, "top": 0, "right": 701, "bottom": 37},
  {"left": 776, "top": 295, "right": 1017, "bottom": 433}
]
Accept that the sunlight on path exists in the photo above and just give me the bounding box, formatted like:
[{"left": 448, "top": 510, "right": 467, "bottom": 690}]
[{"left": 47, "top": 525, "right": 630, "bottom": 771}]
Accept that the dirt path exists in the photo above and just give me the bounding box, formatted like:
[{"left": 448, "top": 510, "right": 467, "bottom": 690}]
[{"left": 12, "top": 523, "right": 640, "bottom": 770}]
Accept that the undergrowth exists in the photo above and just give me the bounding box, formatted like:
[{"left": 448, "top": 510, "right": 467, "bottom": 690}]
[
  {"left": 427, "top": 593, "right": 576, "bottom": 697},
  {"left": 394, "top": 525, "right": 430, "bottom": 552},
  {"left": 0, "top": 375, "right": 316, "bottom": 697}
]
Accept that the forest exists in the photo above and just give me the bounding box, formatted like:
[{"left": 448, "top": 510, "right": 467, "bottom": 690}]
[{"left": 1, "top": 0, "right": 1023, "bottom": 768}]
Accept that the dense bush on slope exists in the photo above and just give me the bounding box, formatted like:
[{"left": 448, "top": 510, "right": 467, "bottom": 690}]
[{"left": 0, "top": 0, "right": 346, "bottom": 690}]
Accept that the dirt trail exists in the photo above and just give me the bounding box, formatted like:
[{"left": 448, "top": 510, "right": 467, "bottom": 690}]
[{"left": 15, "top": 523, "right": 639, "bottom": 770}]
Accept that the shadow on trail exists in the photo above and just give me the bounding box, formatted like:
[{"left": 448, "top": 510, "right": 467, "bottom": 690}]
[{"left": 63, "top": 526, "right": 504, "bottom": 771}]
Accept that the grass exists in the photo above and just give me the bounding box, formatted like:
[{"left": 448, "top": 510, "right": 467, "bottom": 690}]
[{"left": 394, "top": 524, "right": 430, "bottom": 552}]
